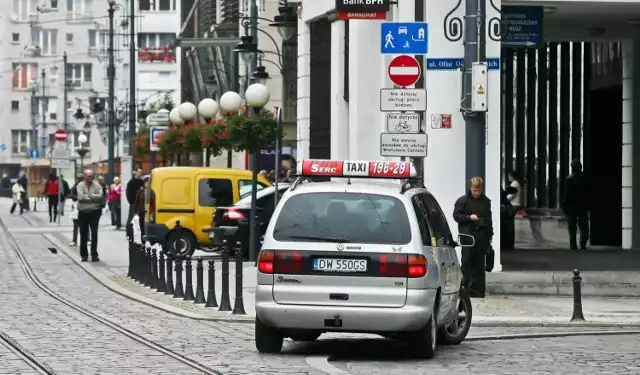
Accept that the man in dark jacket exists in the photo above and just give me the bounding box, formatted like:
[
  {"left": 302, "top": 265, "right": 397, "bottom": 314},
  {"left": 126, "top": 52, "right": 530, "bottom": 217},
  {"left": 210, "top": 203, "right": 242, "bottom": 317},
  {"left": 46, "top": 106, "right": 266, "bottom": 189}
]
[
  {"left": 18, "top": 174, "right": 29, "bottom": 211},
  {"left": 126, "top": 168, "right": 144, "bottom": 224},
  {"left": 563, "top": 159, "right": 589, "bottom": 250},
  {"left": 453, "top": 177, "right": 493, "bottom": 298}
]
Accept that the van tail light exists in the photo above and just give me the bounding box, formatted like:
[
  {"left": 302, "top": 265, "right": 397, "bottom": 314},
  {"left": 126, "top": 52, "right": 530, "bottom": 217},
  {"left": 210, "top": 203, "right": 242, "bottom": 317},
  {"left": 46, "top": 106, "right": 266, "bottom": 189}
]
[
  {"left": 258, "top": 250, "right": 274, "bottom": 274},
  {"left": 258, "top": 250, "right": 303, "bottom": 274},
  {"left": 378, "top": 254, "right": 427, "bottom": 278},
  {"left": 223, "top": 208, "right": 246, "bottom": 221}
]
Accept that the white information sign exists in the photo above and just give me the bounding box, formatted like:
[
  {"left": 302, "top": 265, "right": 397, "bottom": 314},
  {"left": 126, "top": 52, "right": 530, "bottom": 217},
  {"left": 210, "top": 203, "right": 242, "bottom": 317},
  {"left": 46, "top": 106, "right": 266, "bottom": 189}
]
[
  {"left": 386, "top": 112, "right": 420, "bottom": 133},
  {"left": 379, "top": 133, "right": 428, "bottom": 157},
  {"left": 51, "top": 149, "right": 72, "bottom": 169},
  {"left": 148, "top": 113, "right": 170, "bottom": 123},
  {"left": 380, "top": 88, "right": 427, "bottom": 112}
]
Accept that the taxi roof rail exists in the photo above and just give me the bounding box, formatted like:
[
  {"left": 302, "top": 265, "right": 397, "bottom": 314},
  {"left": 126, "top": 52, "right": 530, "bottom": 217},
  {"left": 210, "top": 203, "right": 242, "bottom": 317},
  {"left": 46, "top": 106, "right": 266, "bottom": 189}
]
[{"left": 400, "top": 179, "right": 425, "bottom": 194}]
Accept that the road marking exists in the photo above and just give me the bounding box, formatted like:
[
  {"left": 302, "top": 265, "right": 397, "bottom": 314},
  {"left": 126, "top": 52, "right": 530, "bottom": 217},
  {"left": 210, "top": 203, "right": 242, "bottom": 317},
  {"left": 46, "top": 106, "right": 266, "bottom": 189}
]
[{"left": 305, "top": 355, "right": 349, "bottom": 374}]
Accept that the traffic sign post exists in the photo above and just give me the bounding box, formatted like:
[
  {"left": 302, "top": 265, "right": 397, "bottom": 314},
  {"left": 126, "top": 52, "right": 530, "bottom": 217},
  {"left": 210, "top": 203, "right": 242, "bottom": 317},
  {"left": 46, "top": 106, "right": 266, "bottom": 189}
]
[
  {"left": 388, "top": 55, "right": 421, "bottom": 87},
  {"left": 379, "top": 133, "right": 428, "bottom": 157},
  {"left": 149, "top": 126, "right": 168, "bottom": 152},
  {"left": 502, "top": 6, "right": 544, "bottom": 48},
  {"left": 381, "top": 22, "right": 428, "bottom": 55},
  {"left": 386, "top": 113, "right": 420, "bottom": 133},
  {"left": 380, "top": 88, "right": 427, "bottom": 112}
]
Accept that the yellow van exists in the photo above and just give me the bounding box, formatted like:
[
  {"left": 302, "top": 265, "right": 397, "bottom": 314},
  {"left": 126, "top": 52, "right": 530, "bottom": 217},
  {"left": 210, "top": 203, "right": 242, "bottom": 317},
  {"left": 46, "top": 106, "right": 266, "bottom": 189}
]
[{"left": 144, "top": 167, "right": 271, "bottom": 257}]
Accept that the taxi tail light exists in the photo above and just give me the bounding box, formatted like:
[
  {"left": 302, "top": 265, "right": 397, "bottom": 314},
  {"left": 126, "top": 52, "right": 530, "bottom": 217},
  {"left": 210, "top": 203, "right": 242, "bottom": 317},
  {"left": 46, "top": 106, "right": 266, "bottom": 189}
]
[
  {"left": 378, "top": 254, "right": 427, "bottom": 278},
  {"left": 223, "top": 208, "right": 246, "bottom": 221},
  {"left": 273, "top": 250, "right": 303, "bottom": 274},
  {"left": 258, "top": 250, "right": 274, "bottom": 274}
]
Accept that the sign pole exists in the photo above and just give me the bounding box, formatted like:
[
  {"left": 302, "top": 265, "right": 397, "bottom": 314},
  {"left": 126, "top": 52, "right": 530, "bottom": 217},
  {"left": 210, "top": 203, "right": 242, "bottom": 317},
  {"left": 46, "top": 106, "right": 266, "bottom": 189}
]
[{"left": 463, "top": 0, "right": 487, "bottom": 184}]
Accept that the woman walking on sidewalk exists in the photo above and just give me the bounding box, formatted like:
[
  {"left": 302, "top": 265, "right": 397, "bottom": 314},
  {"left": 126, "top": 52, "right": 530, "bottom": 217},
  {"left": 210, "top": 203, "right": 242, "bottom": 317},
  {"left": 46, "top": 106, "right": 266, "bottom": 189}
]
[
  {"left": 108, "top": 177, "right": 122, "bottom": 229},
  {"left": 43, "top": 173, "right": 60, "bottom": 223},
  {"left": 10, "top": 180, "right": 25, "bottom": 215}
]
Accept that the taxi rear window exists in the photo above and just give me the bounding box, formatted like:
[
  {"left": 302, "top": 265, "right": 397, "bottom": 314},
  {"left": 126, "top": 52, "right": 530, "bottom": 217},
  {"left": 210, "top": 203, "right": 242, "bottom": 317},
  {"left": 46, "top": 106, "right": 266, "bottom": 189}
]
[{"left": 272, "top": 192, "right": 411, "bottom": 244}]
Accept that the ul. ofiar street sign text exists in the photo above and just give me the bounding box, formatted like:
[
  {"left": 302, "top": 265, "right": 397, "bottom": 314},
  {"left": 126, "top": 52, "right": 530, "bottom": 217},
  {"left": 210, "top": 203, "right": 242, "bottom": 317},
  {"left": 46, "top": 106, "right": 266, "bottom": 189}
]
[
  {"left": 426, "top": 58, "right": 500, "bottom": 71},
  {"left": 381, "top": 22, "right": 428, "bottom": 55},
  {"left": 149, "top": 126, "right": 168, "bottom": 152},
  {"left": 388, "top": 55, "right": 421, "bottom": 87}
]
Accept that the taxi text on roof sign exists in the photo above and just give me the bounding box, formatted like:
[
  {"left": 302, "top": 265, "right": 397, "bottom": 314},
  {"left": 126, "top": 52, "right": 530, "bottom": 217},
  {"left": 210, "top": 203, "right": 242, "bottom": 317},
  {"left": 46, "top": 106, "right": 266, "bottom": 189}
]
[{"left": 298, "top": 160, "right": 417, "bottom": 178}]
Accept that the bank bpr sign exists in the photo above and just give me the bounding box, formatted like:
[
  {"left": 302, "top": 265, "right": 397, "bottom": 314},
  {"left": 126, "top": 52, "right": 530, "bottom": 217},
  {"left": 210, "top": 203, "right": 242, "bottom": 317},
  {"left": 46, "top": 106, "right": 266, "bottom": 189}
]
[
  {"left": 336, "top": 0, "right": 389, "bottom": 20},
  {"left": 149, "top": 126, "right": 168, "bottom": 152}
]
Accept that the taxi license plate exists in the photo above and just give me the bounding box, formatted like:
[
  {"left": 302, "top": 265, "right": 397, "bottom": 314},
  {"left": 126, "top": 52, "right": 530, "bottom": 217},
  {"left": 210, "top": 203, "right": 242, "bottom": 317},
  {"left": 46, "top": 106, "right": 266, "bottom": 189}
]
[{"left": 313, "top": 258, "right": 368, "bottom": 272}]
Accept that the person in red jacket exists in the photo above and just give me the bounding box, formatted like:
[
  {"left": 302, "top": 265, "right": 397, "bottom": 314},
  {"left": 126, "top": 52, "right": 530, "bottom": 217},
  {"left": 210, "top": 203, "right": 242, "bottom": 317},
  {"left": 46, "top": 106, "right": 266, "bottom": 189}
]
[{"left": 43, "top": 172, "right": 60, "bottom": 223}]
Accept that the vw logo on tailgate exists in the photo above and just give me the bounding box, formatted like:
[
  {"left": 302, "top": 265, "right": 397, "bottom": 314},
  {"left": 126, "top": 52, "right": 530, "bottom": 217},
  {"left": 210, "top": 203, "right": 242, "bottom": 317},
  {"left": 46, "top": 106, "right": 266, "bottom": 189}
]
[{"left": 336, "top": 243, "right": 345, "bottom": 251}]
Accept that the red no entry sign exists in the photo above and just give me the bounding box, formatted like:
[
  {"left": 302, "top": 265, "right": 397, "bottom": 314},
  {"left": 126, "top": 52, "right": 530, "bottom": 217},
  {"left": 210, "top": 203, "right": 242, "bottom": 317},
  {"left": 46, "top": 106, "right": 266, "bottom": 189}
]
[
  {"left": 55, "top": 129, "right": 67, "bottom": 142},
  {"left": 388, "top": 55, "right": 421, "bottom": 87}
]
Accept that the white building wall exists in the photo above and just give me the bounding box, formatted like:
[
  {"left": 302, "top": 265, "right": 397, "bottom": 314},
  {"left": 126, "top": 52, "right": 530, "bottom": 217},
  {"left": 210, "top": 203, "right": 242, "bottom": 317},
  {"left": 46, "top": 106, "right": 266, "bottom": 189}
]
[{"left": 299, "top": 0, "right": 503, "bottom": 267}]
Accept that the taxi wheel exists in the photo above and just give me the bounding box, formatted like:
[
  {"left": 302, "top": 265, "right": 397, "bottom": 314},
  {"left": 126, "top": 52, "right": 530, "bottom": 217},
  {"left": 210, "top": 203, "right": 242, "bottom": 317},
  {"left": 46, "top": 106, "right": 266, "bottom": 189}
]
[
  {"left": 437, "top": 287, "right": 473, "bottom": 345},
  {"left": 166, "top": 230, "right": 196, "bottom": 259},
  {"left": 410, "top": 312, "right": 436, "bottom": 359},
  {"left": 255, "top": 317, "right": 283, "bottom": 353}
]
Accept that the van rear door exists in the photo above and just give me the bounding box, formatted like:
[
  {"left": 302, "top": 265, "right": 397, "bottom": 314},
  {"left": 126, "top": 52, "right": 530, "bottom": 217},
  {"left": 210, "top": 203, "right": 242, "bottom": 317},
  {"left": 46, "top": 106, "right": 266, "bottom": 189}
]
[{"left": 195, "top": 176, "right": 234, "bottom": 243}]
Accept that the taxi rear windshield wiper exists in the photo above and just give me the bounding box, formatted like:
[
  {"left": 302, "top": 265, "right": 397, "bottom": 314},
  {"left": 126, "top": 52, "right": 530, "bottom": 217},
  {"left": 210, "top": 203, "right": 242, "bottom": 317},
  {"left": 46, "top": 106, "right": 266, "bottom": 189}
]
[{"left": 286, "top": 235, "right": 351, "bottom": 243}]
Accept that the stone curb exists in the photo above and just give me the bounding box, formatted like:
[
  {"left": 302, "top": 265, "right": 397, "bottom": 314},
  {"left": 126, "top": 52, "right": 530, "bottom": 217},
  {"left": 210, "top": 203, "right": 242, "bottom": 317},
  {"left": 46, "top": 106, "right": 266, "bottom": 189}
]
[
  {"left": 45, "top": 233, "right": 254, "bottom": 323},
  {"left": 465, "top": 330, "right": 640, "bottom": 341},
  {"left": 471, "top": 320, "right": 640, "bottom": 328}
]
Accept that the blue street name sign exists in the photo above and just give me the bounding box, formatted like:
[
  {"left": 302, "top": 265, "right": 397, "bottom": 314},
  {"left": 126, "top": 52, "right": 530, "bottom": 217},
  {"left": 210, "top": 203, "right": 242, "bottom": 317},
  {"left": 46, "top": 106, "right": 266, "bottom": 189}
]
[
  {"left": 502, "top": 6, "right": 544, "bottom": 48},
  {"left": 30, "top": 149, "right": 40, "bottom": 159},
  {"left": 426, "top": 58, "right": 500, "bottom": 71},
  {"left": 381, "top": 22, "right": 428, "bottom": 55}
]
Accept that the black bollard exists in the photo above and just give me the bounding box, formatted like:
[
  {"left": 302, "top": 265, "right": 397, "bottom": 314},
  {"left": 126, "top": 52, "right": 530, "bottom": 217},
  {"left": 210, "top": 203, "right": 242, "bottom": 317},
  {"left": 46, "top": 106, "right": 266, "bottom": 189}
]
[
  {"left": 165, "top": 255, "right": 174, "bottom": 295},
  {"left": 131, "top": 244, "right": 139, "bottom": 282},
  {"left": 232, "top": 241, "right": 246, "bottom": 315},
  {"left": 570, "top": 269, "right": 586, "bottom": 322},
  {"left": 205, "top": 259, "right": 218, "bottom": 308},
  {"left": 150, "top": 248, "right": 158, "bottom": 289},
  {"left": 157, "top": 252, "right": 166, "bottom": 293},
  {"left": 194, "top": 258, "right": 206, "bottom": 304},
  {"left": 183, "top": 256, "right": 195, "bottom": 301},
  {"left": 136, "top": 244, "right": 145, "bottom": 283},
  {"left": 218, "top": 240, "right": 232, "bottom": 311},
  {"left": 143, "top": 246, "right": 151, "bottom": 287},
  {"left": 33, "top": 197, "right": 36, "bottom": 211},
  {"left": 173, "top": 259, "right": 185, "bottom": 298},
  {"left": 127, "top": 241, "right": 134, "bottom": 278}
]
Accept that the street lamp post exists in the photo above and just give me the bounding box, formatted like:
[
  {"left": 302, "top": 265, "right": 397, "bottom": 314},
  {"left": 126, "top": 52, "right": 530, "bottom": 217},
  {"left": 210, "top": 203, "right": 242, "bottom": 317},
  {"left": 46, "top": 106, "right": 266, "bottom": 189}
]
[
  {"left": 107, "top": 0, "right": 117, "bottom": 185},
  {"left": 77, "top": 133, "right": 88, "bottom": 171},
  {"left": 244, "top": 83, "right": 270, "bottom": 263}
]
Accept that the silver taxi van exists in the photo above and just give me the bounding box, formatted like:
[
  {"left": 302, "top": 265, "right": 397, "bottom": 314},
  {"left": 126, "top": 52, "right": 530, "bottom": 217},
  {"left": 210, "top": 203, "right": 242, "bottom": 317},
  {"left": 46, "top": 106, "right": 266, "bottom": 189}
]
[{"left": 254, "top": 159, "right": 473, "bottom": 359}]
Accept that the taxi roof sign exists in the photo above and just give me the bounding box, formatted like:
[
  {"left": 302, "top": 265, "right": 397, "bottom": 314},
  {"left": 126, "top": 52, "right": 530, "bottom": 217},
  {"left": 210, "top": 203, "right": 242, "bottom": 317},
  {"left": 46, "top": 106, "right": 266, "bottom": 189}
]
[{"left": 297, "top": 159, "right": 417, "bottom": 179}]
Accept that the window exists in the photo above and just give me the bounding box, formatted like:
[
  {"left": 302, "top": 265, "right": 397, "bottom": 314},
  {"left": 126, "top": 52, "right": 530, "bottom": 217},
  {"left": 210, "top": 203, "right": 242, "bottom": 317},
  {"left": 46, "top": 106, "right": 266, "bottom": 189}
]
[
  {"left": 12, "top": 0, "right": 35, "bottom": 21},
  {"left": 66, "top": 33, "right": 74, "bottom": 43},
  {"left": 12, "top": 33, "right": 20, "bottom": 43},
  {"left": 282, "top": 34, "right": 298, "bottom": 121},
  {"left": 198, "top": 178, "right": 233, "bottom": 207},
  {"left": 411, "top": 196, "right": 431, "bottom": 245},
  {"left": 66, "top": 63, "right": 92, "bottom": 87},
  {"left": 88, "top": 29, "right": 104, "bottom": 52},
  {"left": 12, "top": 63, "right": 38, "bottom": 89},
  {"left": 31, "top": 28, "right": 57, "bottom": 55},
  {"left": 420, "top": 193, "right": 454, "bottom": 245},
  {"left": 273, "top": 192, "right": 412, "bottom": 244},
  {"left": 37, "top": 97, "right": 58, "bottom": 121},
  {"left": 50, "top": 0, "right": 58, "bottom": 9},
  {"left": 238, "top": 180, "right": 268, "bottom": 199},
  {"left": 67, "top": 0, "right": 90, "bottom": 14},
  {"left": 139, "top": 0, "right": 176, "bottom": 11},
  {"left": 11, "top": 130, "right": 30, "bottom": 154},
  {"left": 11, "top": 101, "right": 20, "bottom": 111}
]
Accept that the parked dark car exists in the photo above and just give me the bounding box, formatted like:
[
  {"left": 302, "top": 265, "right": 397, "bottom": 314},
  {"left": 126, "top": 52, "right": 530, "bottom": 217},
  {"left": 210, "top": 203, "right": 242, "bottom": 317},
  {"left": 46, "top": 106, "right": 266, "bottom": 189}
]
[{"left": 212, "top": 184, "right": 291, "bottom": 258}]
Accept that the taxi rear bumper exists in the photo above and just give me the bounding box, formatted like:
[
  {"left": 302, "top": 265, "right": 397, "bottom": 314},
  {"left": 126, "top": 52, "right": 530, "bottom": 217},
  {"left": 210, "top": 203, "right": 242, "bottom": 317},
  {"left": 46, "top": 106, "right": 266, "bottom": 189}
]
[{"left": 255, "top": 285, "right": 437, "bottom": 332}]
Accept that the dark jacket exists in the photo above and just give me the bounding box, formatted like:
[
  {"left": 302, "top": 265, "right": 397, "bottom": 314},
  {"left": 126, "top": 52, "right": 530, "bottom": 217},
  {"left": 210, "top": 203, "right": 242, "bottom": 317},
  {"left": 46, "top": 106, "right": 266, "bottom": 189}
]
[
  {"left": 453, "top": 192, "right": 494, "bottom": 239},
  {"left": 563, "top": 171, "right": 589, "bottom": 211},
  {"left": 98, "top": 182, "right": 108, "bottom": 208},
  {"left": 132, "top": 188, "right": 146, "bottom": 216},
  {"left": 126, "top": 177, "right": 144, "bottom": 205},
  {"left": 61, "top": 179, "right": 70, "bottom": 198},
  {"left": 70, "top": 182, "right": 79, "bottom": 202}
]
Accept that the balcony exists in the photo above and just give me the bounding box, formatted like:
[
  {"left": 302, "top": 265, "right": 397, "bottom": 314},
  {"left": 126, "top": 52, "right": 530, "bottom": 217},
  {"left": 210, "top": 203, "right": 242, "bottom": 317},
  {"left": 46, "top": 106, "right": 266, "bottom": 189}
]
[{"left": 138, "top": 47, "right": 176, "bottom": 63}]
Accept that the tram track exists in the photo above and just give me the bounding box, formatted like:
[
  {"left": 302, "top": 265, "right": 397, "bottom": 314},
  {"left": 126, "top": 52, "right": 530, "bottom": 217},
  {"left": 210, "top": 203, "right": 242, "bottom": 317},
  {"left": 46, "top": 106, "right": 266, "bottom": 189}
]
[
  {"left": 0, "top": 330, "right": 57, "bottom": 375},
  {"left": 0, "top": 217, "right": 224, "bottom": 375}
]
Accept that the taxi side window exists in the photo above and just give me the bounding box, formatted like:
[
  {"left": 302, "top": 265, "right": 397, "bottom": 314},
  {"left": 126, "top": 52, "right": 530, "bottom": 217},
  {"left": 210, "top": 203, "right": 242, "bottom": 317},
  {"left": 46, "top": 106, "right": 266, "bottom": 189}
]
[
  {"left": 411, "top": 195, "right": 432, "bottom": 245},
  {"left": 420, "top": 193, "right": 453, "bottom": 245},
  {"left": 198, "top": 178, "right": 233, "bottom": 207}
]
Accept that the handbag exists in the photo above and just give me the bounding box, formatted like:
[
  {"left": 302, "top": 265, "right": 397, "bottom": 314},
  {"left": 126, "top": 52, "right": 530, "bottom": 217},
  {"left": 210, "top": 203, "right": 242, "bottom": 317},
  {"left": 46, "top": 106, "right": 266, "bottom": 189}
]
[{"left": 485, "top": 245, "right": 495, "bottom": 272}]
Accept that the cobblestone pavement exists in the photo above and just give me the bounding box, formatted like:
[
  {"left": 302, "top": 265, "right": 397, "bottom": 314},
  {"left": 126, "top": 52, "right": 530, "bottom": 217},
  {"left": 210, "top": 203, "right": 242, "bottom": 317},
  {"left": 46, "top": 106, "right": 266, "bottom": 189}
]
[{"left": 326, "top": 333, "right": 640, "bottom": 375}]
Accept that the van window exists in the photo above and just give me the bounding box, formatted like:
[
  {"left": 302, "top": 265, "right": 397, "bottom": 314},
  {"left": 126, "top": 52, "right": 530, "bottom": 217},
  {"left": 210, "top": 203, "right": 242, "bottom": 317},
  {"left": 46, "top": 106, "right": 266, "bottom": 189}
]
[
  {"left": 411, "top": 196, "right": 432, "bottom": 245},
  {"left": 272, "top": 192, "right": 411, "bottom": 244},
  {"left": 198, "top": 178, "right": 233, "bottom": 207},
  {"left": 239, "top": 180, "right": 268, "bottom": 199}
]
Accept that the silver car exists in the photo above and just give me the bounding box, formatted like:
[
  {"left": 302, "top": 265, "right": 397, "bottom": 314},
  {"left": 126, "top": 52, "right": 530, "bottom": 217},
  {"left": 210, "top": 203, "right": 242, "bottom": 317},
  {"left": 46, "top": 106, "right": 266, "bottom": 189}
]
[{"left": 254, "top": 179, "right": 473, "bottom": 358}]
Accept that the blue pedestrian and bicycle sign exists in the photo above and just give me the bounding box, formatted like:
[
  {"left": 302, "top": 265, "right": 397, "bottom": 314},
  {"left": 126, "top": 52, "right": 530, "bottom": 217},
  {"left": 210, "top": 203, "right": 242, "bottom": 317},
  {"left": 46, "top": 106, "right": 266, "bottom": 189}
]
[
  {"left": 29, "top": 149, "right": 40, "bottom": 159},
  {"left": 381, "top": 22, "right": 428, "bottom": 55},
  {"left": 501, "top": 6, "right": 544, "bottom": 48}
]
